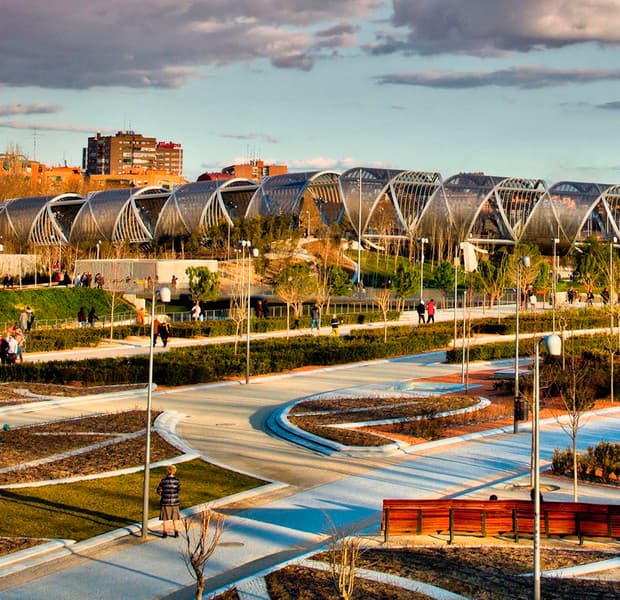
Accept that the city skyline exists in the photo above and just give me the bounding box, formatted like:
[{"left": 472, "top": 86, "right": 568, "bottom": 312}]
[{"left": 2, "top": 1, "right": 620, "bottom": 182}]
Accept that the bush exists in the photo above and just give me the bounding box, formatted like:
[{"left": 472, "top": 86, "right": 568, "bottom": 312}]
[{"left": 552, "top": 441, "right": 620, "bottom": 484}]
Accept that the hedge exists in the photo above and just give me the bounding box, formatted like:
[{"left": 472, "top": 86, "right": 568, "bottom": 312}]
[{"left": 1, "top": 323, "right": 451, "bottom": 387}]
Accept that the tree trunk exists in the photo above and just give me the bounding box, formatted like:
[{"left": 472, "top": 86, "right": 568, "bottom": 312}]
[{"left": 572, "top": 431, "right": 579, "bottom": 502}]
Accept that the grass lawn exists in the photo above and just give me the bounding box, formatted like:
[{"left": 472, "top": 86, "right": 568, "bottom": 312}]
[{"left": 0, "top": 459, "right": 265, "bottom": 542}]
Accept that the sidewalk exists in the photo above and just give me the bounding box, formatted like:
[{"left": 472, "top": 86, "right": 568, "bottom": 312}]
[{"left": 0, "top": 352, "right": 618, "bottom": 599}]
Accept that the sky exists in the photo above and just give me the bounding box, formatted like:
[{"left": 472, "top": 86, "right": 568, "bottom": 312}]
[{"left": 2, "top": 1, "right": 620, "bottom": 183}]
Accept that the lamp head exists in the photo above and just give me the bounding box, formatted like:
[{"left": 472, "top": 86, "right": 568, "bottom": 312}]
[
  {"left": 158, "top": 287, "right": 171, "bottom": 303},
  {"left": 543, "top": 334, "right": 562, "bottom": 356},
  {"left": 521, "top": 256, "right": 531, "bottom": 268}
]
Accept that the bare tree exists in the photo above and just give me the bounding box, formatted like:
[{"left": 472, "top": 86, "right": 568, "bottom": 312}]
[
  {"left": 552, "top": 352, "right": 595, "bottom": 501},
  {"left": 181, "top": 509, "right": 226, "bottom": 600},
  {"left": 372, "top": 287, "right": 392, "bottom": 343},
  {"left": 324, "top": 517, "right": 364, "bottom": 600}
]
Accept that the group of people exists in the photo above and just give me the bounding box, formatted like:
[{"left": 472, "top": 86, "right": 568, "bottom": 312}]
[
  {"left": 415, "top": 298, "right": 436, "bottom": 324},
  {"left": 1, "top": 306, "right": 34, "bottom": 365},
  {"left": 77, "top": 306, "right": 99, "bottom": 327}
]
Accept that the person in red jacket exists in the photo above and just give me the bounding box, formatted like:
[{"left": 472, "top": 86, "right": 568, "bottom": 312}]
[{"left": 426, "top": 299, "right": 436, "bottom": 323}]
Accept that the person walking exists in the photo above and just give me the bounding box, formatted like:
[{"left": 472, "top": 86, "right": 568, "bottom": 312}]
[
  {"left": 88, "top": 307, "right": 98, "bottom": 328},
  {"left": 310, "top": 304, "right": 321, "bottom": 332},
  {"left": 416, "top": 300, "right": 426, "bottom": 324},
  {"left": 157, "top": 465, "right": 181, "bottom": 538},
  {"left": 77, "top": 307, "right": 87, "bottom": 328},
  {"left": 158, "top": 318, "right": 171, "bottom": 348},
  {"left": 426, "top": 298, "right": 436, "bottom": 324},
  {"left": 152, "top": 317, "right": 160, "bottom": 347},
  {"left": 330, "top": 314, "right": 340, "bottom": 336}
]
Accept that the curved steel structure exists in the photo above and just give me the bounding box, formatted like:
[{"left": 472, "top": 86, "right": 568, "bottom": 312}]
[
  {"left": 155, "top": 178, "right": 257, "bottom": 238},
  {"left": 247, "top": 171, "right": 343, "bottom": 228},
  {"left": 3, "top": 169, "right": 620, "bottom": 254}
]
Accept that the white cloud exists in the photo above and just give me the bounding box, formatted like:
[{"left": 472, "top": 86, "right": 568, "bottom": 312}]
[
  {"left": 0, "top": 1, "right": 379, "bottom": 89},
  {"left": 0, "top": 103, "right": 61, "bottom": 117},
  {"left": 375, "top": 66, "right": 620, "bottom": 89},
  {"left": 369, "top": 0, "right": 620, "bottom": 56}
]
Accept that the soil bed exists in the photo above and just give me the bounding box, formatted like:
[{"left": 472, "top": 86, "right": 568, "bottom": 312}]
[{"left": 261, "top": 546, "right": 620, "bottom": 599}]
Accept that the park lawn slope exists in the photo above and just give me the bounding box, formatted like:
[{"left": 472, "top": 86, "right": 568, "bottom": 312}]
[{"left": 0, "top": 459, "right": 265, "bottom": 542}]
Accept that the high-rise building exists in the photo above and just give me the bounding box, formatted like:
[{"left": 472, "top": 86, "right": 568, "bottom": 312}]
[
  {"left": 83, "top": 131, "right": 183, "bottom": 177},
  {"left": 155, "top": 141, "right": 183, "bottom": 177}
]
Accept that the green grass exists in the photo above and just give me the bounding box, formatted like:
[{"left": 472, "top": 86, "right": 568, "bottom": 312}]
[
  {"left": 0, "top": 459, "right": 265, "bottom": 541},
  {"left": 0, "top": 287, "right": 135, "bottom": 325}
]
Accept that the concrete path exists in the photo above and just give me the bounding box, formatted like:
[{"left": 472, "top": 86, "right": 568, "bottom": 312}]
[{"left": 0, "top": 351, "right": 618, "bottom": 599}]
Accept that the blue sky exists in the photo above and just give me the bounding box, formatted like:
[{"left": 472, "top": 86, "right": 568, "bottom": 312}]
[{"left": 2, "top": 1, "right": 620, "bottom": 182}]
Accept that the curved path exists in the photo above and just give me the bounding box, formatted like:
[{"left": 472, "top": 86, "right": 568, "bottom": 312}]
[{"left": 0, "top": 351, "right": 618, "bottom": 599}]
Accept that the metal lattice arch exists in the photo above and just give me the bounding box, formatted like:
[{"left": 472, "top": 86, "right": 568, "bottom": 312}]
[
  {"left": 70, "top": 186, "right": 170, "bottom": 244},
  {"left": 440, "top": 173, "right": 552, "bottom": 245},
  {"left": 154, "top": 179, "right": 258, "bottom": 239},
  {"left": 247, "top": 171, "right": 343, "bottom": 230},
  {"left": 548, "top": 181, "right": 620, "bottom": 245},
  {"left": 0, "top": 193, "right": 85, "bottom": 247},
  {"left": 339, "top": 168, "right": 405, "bottom": 241},
  {"left": 362, "top": 170, "right": 446, "bottom": 240}
]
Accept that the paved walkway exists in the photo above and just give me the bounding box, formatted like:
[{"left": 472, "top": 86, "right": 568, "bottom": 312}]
[{"left": 0, "top": 306, "right": 618, "bottom": 598}]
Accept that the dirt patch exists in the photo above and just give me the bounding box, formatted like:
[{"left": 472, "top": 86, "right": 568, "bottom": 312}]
[
  {"left": 260, "top": 545, "right": 620, "bottom": 600},
  {"left": 0, "top": 410, "right": 183, "bottom": 484},
  {"left": 0, "top": 382, "right": 144, "bottom": 404}
]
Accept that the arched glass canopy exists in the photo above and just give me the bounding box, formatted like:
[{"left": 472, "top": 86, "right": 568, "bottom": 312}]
[
  {"left": 155, "top": 178, "right": 257, "bottom": 238},
  {"left": 339, "top": 168, "right": 404, "bottom": 238},
  {"left": 548, "top": 181, "right": 617, "bottom": 245},
  {"left": 0, "top": 193, "right": 84, "bottom": 246},
  {"left": 442, "top": 173, "right": 548, "bottom": 244},
  {"left": 70, "top": 186, "right": 169, "bottom": 243},
  {"left": 247, "top": 171, "right": 343, "bottom": 228}
]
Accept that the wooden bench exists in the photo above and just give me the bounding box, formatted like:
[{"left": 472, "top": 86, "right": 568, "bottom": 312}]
[{"left": 382, "top": 499, "right": 620, "bottom": 545}]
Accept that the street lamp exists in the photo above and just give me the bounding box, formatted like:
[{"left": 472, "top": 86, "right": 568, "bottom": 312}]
[
  {"left": 514, "top": 255, "right": 530, "bottom": 434},
  {"left": 417, "top": 237, "right": 429, "bottom": 301},
  {"left": 532, "top": 334, "right": 562, "bottom": 600},
  {"left": 141, "top": 284, "right": 171, "bottom": 539},
  {"left": 551, "top": 238, "right": 559, "bottom": 333},
  {"left": 96, "top": 240, "right": 101, "bottom": 261},
  {"left": 357, "top": 169, "right": 363, "bottom": 292},
  {"left": 240, "top": 240, "right": 259, "bottom": 384}
]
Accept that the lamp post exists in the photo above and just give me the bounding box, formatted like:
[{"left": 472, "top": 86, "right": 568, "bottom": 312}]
[
  {"left": 551, "top": 238, "right": 559, "bottom": 333},
  {"left": 533, "top": 334, "right": 562, "bottom": 600},
  {"left": 141, "top": 285, "right": 171, "bottom": 539},
  {"left": 417, "top": 237, "right": 429, "bottom": 301},
  {"left": 240, "top": 240, "right": 259, "bottom": 384},
  {"left": 357, "top": 169, "right": 362, "bottom": 292},
  {"left": 514, "top": 255, "right": 530, "bottom": 434},
  {"left": 96, "top": 240, "right": 101, "bottom": 261}
]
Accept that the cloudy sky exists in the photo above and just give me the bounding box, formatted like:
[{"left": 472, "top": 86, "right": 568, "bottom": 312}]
[{"left": 2, "top": 0, "right": 620, "bottom": 182}]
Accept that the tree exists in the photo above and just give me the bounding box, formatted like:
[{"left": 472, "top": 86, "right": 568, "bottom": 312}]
[
  {"left": 181, "top": 509, "right": 225, "bottom": 600},
  {"left": 186, "top": 266, "right": 220, "bottom": 304},
  {"left": 471, "top": 252, "right": 510, "bottom": 309},
  {"left": 372, "top": 287, "right": 392, "bottom": 343},
  {"left": 275, "top": 263, "right": 318, "bottom": 332},
  {"left": 552, "top": 352, "right": 596, "bottom": 501},
  {"left": 392, "top": 261, "right": 418, "bottom": 311},
  {"left": 429, "top": 261, "right": 455, "bottom": 308}
]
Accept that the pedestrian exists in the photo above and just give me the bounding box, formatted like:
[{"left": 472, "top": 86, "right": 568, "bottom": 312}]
[
  {"left": 11, "top": 326, "right": 25, "bottom": 363},
  {"left": 262, "top": 298, "right": 270, "bottom": 319},
  {"left": 587, "top": 289, "right": 594, "bottom": 306},
  {"left": 310, "top": 304, "right": 320, "bottom": 332},
  {"left": 426, "top": 299, "right": 436, "bottom": 324},
  {"left": 330, "top": 314, "right": 340, "bottom": 336},
  {"left": 157, "top": 464, "right": 181, "bottom": 538},
  {"left": 77, "top": 307, "right": 87, "bottom": 328},
  {"left": 191, "top": 301, "right": 201, "bottom": 322},
  {"left": 416, "top": 300, "right": 426, "bottom": 324},
  {"left": 136, "top": 307, "right": 145, "bottom": 327},
  {"left": 88, "top": 307, "right": 98, "bottom": 328},
  {"left": 159, "top": 318, "right": 171, "bottom": 347},
  {"left": 153, "top": 317, "right": 160, "bottom": 347},
  {"left": 255, "top": 299, "right": 263, "bottom": 319},
  {"left": 19, "top": 308, "right": 29, "bottom": 332},
  {"left": 24, "top": 307, "right": 35, "bottom": 332},
  {"left": 567, "top": 286, "right": 574, "bottom": 304},
  {"left": 602, "top": 287, "right": 610, "bottom": 305}
]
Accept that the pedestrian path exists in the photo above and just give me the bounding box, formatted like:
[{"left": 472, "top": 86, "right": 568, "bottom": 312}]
[{"left": 1, "top": 400, "right": 617, "bottom": 599}]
